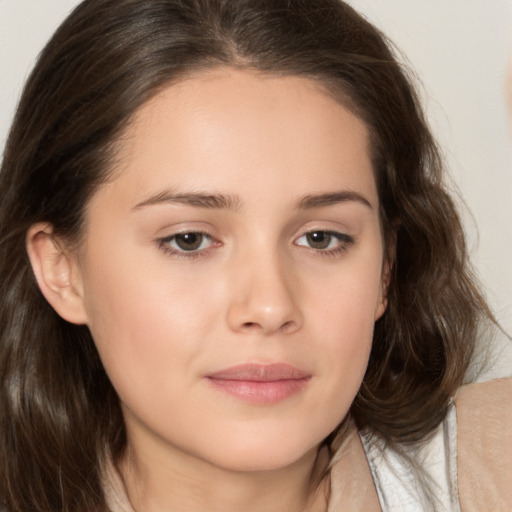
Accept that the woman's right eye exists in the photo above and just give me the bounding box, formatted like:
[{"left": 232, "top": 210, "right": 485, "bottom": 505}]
[{"left": 158, "top": 232, "right": 215, "bottom": 257}]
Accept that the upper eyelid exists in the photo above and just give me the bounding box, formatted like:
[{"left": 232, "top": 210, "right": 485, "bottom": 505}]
[
  {"left": 293, "top": 228, "right": 352, "bottom": 241},
  {"left": 159, "top": 231, "right": 216, "bottom": 245},
  {"left": 156, "top": 226, "right": 217, "bottom": 243},
  {"left": 161, "top": 229, "right": 213, "bottom": 238}
]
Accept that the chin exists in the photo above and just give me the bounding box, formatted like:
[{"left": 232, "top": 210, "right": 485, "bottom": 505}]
[{"left": 200, "top": 433, "right": 322, "bottom": 473}]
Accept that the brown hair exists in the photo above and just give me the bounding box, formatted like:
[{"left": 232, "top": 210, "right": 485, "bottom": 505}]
[{"left": 0, "top": 0, "right": 495, "bottom": 509}]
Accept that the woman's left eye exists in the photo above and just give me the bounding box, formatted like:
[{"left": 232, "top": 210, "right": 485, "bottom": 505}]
[
  {"left": 159, "top": 232, "right": 214, "bottom": 254},
  {"left": 294, "top": 230, "right": 353, "bottom": 252}
]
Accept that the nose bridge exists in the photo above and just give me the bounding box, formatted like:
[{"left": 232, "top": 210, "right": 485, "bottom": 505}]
[{"left": 226, "top": 242, "right": 302, "bottom": 335}]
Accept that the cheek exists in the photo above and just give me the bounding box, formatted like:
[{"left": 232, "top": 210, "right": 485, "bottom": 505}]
[
  {"left": 308, "top": 246, "right": 384, "bottom": 337},
  {"left": 320, "top": 290, "right": 375, "bottom": 389},
  {"left": 78, "top": 242, "right": 222, "bottom": 404},
  {"left": 298, "top": 256, "right": 382, "bottom": 414}
]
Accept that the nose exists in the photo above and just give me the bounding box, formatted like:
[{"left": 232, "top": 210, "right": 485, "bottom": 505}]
[{"left": 226, "top": 252, "right": 303, "bottom": 336}]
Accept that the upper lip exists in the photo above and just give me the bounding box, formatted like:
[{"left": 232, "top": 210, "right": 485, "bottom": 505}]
[{"left": 206, "top": 363, "right": 310, "bottom": 382}]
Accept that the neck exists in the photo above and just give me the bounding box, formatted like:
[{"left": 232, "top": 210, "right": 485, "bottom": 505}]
[{"left": 119, "top": 440, "right": 329, "bottom": 512}]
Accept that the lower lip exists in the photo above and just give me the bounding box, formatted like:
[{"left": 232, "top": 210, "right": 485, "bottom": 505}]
[{"left": 206, "top": 377, "right": 310, "bottom": 404}]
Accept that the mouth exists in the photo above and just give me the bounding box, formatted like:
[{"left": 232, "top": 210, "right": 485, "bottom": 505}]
[{"left": 205, "top": 363, "right": 311, "bottom": 405}]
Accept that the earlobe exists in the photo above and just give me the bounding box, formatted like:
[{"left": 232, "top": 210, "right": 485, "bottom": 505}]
[{"left": 26, "top": 223, "right": 88, "bottom": 325}]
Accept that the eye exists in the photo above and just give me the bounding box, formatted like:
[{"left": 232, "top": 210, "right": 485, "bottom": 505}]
[
  {"left": 159, "top": 232, "right": 214, "bottom": 254},
  {"left": 295, "top": 230, "right": 353, "bottom": 252}
]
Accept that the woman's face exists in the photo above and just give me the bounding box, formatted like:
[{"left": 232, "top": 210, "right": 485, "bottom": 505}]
[{"left": 74, "top": 69, "right": 387, "bottom": 472}]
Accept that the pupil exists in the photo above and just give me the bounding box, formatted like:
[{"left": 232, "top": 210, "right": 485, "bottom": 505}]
[
  {"left": 307, "top": 231, "right": 331, "bottom": 249},
  {"left": 175, "top": 233, "right": 202, "bottom": 251}
]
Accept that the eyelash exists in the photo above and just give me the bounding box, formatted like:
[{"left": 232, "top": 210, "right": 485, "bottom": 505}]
[
  {"left": 156, "top": 229, "right": 354, "bottom": 259},
  {"left": 294, "top": 230, "right": 354, "bottom": 257}
]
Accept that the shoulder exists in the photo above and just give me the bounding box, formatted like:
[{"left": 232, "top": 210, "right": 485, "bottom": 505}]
[{"left": 455, "top": 378, "right": 512, "bottom": 512}]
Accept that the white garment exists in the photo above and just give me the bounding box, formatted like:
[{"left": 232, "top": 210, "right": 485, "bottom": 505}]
[{"left": 359, "top": 401, "right": 461, "bottom": 512}]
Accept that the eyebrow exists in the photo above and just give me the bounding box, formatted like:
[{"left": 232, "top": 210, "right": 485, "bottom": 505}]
[
  {"left": 296, "top": 191, "right": 373, "bottom": 210},
  {"left": 132, "top": 190, "right": 242, "bottom": 211},
  {"left": 132, "top": 189, "right": 372, "bottom": 212}
]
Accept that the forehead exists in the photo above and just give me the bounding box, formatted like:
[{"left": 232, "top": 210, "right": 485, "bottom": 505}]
[{"left": 99, "top": 68, "right": 377, "bottom": 210}]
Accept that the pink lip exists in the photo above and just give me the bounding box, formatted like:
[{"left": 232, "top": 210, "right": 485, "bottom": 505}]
[{"left": 206, "top": 363, "right": 311, "bottom": 404}]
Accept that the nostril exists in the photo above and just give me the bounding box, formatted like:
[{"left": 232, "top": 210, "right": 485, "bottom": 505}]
[
  {"left": 242, "top": 322, "right": 258, "bottom": 329},
  {"left": 281, "top": 320, "right": 297, "bottom": 334},
  {"left": 240, "top": 320, "right": 298, "bottom": 334}
]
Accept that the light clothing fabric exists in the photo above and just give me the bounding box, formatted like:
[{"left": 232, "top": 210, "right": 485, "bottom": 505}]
[
  {"left": 104, "top": 465, "right": 134, "bottom": 512},
  {"left": 104, "top": 378, "right": 512, "bottom": 511},
  {"left": 358, "top": 403, "right": 460, "bottom": 512}
]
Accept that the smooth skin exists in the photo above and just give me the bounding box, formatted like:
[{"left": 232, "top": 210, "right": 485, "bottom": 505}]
[{"left": 27, "top": 68, "right": 389, "bottom": 512}]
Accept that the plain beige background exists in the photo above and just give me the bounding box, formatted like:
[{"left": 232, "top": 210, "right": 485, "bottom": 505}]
[{"left": 1, "top": 0, "right": 511, "bottom": 377}]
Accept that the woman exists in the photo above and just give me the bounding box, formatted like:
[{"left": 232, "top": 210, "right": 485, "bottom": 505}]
[{"left": 0, "top": 0, "right": 510, "bottom": 511}]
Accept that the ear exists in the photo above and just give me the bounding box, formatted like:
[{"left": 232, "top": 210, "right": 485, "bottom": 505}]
[
  {"left": 26, "top": 223, "right": 88, "bottom": 325},
  {"left": 375, "top": 234, "right": 396, "bottom": 321},
  {"left": 374, "top": 261, "right": 391, "bottom": 321}
]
